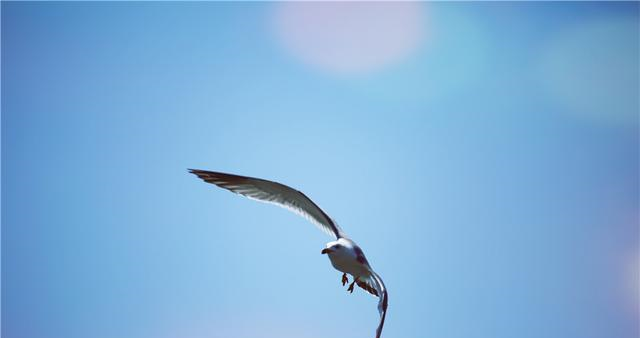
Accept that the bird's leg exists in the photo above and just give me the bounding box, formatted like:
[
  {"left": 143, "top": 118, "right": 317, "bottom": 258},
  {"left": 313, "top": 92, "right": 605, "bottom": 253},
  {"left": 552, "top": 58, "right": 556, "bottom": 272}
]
[
  {"left": 341, "top": 273, "right": 349, "bottom": 286},
  {"left": 347, "top": 277, "right": 360, "bottom": 293}
]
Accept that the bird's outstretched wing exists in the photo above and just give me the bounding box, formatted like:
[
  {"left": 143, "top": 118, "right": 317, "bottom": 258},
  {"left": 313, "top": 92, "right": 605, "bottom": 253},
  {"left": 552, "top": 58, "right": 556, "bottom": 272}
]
[
  {"left": 188, "top": 169, "right": 346, "bottom": 239},
  {"left": 356, "top": 276, "right": 379, "bottom": 297},
  {"left": 370, "top": 271, "right": 388, "bottom": 338}
]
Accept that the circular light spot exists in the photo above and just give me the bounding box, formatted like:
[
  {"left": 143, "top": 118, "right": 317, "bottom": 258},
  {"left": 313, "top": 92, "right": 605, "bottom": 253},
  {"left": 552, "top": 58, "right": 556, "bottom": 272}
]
[
  {"left": 343, "top": 6, "right": 491, "bottom": 105},
  {"left": 272, "top": 2, "right": 425, "bottom": 75},
  {"left": 630, "top": 251, "right": 640, "bottom": 312},
  {"left": 539, "top": 18, "right": 639, "bottom": 126}
]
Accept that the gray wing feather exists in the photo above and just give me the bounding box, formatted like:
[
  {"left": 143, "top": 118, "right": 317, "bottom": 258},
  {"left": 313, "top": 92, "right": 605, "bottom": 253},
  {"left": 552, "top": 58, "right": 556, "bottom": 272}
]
[
  {"left": 188, "top": 169, "right": 346, "bottom": 239},
  {"left": 370, "top": 271, "right": 388, "bottom": 338}
]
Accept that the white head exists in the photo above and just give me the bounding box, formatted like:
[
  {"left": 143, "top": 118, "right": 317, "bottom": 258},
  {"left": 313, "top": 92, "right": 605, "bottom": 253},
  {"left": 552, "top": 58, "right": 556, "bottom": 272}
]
[{"left": 321, "top": 238, "right": 351, "bottom": 255}]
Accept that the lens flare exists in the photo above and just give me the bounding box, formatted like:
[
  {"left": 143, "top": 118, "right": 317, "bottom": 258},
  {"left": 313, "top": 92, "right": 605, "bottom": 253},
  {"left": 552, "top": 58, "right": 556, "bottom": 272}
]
[
  {"left": 538, "top": 17, "right": 639, "bottom": 127},
  {"left": 272, "top": 2, "right": 425, "bottom": 75}
]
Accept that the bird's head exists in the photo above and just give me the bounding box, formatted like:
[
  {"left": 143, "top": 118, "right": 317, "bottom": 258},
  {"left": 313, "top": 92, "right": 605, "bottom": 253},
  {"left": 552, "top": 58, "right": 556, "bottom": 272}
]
[{"left": 321, "top": 240, "right": 346, "bottom": 255}]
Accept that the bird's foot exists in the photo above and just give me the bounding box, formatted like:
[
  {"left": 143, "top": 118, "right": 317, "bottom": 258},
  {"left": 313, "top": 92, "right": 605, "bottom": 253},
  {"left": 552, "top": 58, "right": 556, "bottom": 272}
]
[
  {"left": 341, "top": 273, "right": 348, "bottom": 286},
  {"left": 347, "top": 277, "right": 360, "bottom": 293}
]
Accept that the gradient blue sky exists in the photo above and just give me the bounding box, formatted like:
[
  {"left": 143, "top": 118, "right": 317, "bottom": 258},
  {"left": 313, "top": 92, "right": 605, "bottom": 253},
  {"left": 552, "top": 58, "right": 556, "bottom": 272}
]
[{"left": 3, "top": 2, "right": 639, "bottom": 338}]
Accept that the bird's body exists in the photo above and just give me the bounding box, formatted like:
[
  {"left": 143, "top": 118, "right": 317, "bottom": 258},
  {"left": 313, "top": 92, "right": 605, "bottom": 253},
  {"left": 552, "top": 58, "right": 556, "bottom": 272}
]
[
  {"left": 189, "top": 169, "right": 388, "bottom": 338},
  {"left": 325, "top": 238, "right": 371, "bottom": 278}
]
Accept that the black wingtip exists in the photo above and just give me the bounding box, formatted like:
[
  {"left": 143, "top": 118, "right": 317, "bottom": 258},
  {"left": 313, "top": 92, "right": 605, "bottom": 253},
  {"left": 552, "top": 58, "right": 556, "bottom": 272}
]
[{"left": 188, "top": 168, "right": 209, "bottom": 180}]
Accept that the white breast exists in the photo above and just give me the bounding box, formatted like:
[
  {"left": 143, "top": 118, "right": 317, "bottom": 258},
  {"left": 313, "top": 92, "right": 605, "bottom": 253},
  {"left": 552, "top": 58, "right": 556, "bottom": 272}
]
[{"left": 328, "top": 250, "right": 370, "bottom": 277}]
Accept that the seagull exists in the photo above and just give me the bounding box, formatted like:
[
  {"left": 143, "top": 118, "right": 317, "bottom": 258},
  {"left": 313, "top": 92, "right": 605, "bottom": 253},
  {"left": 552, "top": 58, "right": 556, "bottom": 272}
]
[{"left": 188, "top": 169, "right": 388, "bottom": 338}]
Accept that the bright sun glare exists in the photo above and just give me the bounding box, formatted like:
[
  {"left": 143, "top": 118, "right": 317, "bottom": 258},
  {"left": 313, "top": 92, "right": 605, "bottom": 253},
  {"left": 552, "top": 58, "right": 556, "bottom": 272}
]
[{"left": 272, "top": 2, "right": 425, "bottom": 75}]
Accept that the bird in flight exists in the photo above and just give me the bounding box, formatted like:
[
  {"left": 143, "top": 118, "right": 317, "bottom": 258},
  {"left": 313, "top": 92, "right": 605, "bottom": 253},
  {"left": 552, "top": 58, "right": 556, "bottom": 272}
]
[{"left": 189, "top": 169, "right": 388, "bottom": 338}]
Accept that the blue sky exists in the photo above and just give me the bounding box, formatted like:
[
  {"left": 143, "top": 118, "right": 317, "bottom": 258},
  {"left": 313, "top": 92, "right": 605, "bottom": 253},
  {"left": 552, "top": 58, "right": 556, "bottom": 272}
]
[{"left": 3, "top": 2, "right": 638, "bottom": 338}]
